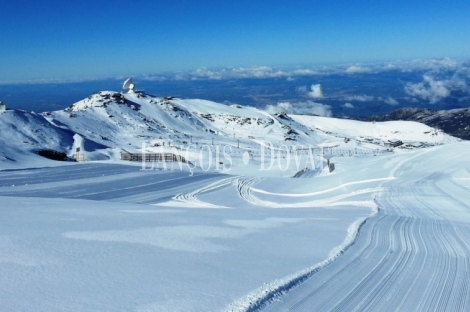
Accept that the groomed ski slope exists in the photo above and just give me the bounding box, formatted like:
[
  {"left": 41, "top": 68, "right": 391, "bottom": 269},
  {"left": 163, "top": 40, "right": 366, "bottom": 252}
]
[
  {"left": 244, "top": 142, "right": 470, "bottom": 312},
  {"left": 1, "top": 142, "right": 469, "bottom": 311},
  {"left": 0, "top": 163, "right": 373, "bottom": 312},
  {"left": 0, "top": 89, "right": 468, "bottom": 311}
]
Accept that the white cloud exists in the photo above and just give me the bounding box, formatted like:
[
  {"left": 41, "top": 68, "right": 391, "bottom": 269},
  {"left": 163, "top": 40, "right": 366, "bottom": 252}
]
[
  {"left": 306, "top": 84, "right": 324, "bottom": 98},
  {"left": 6, "top": 57, "right": 469, "bottom": 86},
  {"left": 403, "top": 97, "right": 420, "bottom": 103},
  {"left": 342, "top": 95, "right": 398, "bottom": 105},
  {"left": 343, "top": 94, "right": 375, "bottom": 102},
  {"left": 265, "top": 101, "right": 332, "bottom": 117},
  {"left": 378, "top": 96, "right": 399, "bottom": 105},
  {"left": 404, "top": 74, "right": 467, "bottom": 104},
  {"left": 292, "top": 69, "right": 318, "bottom": 75},
  {"left": 193, "top": 68, "right": 223, "bottom": 80},
  {"left": 382, "top": 63, "right": 398, "bottom": 71},
  {"left": 230, "top": 66, "right": 287, "bottom": 79},
  {"left": 345, "top": 66, "right": 371, "bottom": 74},
  {"left": 126, "top": 57, "right": 470, "bottom": 84},
  {"left": 342, "top": 103, "right": 355, "bottom": 108},
  {"left": 403, "top": 57, "right": 459, "bottom": 73}
]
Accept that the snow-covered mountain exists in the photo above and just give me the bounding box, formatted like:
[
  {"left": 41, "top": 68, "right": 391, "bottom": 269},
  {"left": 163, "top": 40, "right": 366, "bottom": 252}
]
[{"left": 0, "top": 90, "right": 460, "bottom": 170}]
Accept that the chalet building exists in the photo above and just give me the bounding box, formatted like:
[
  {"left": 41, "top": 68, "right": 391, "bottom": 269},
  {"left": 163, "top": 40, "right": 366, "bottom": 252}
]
[
  {"left": 385, "top": 139, "right": 403, "bottom": 148},
  {"left": 402, "top": 142, "right": 424, "bottom": 149}
]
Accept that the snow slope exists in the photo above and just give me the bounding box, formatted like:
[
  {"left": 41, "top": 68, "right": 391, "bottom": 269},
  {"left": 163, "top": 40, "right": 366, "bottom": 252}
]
[
  {"left": 0, "top": 89, "right": 468, "bottom": 311},
  {"left": 248, "top": 143, "right": 470, "bottom": 312},
  {"left": 291, "top": 114, "right": 453, "bottom": 144},
  {"left": 1, "top": 141, "right": 469, "bottom": 311},
  {"left": 0, "top": 109, "right": 75, "bottom": 167},
  {"left": 0, "top": 163, "right": 372, "bottom": 312}
]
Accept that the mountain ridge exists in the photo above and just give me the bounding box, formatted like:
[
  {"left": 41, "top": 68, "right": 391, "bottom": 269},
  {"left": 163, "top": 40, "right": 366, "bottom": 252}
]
[{"left": 0, "top": 91, "right": 460, "bottom": 169}]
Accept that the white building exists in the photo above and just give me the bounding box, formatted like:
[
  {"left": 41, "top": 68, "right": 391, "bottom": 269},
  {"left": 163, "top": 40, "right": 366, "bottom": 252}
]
[{"left": 0, "top": 101, "right": 6, "bottom": 112}]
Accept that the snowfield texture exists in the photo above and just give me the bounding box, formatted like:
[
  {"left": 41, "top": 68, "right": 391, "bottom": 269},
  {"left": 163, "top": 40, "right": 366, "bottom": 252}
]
[
  {"left": 259, "top": 143, "right": 470, "bottom": 312},
  {"left": 0, "top": 90, "right": 469, "bottom": 311}
]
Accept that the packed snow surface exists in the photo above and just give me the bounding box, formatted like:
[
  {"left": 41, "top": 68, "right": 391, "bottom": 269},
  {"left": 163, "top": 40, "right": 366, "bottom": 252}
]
[{"left": 0, "top": 90, "right": 469, "bottom": 311}]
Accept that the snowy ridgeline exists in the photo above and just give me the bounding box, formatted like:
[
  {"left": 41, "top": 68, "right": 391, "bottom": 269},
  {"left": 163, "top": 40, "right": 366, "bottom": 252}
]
[{"left": 0, "top": 90, "right": 460, "bottom": 172}]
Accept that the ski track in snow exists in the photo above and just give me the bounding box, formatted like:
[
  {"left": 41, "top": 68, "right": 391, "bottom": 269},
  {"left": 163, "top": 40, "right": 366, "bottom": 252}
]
[
  {"left": 251, "top": 177, "right": 395, "bottom": 197},
  {"left": 227, "top": 145, "right": 470, "bottom": 312},
  {"left": 237, "top": 177, "right": 262, "bottom": 205},
  {"left": 173, "top": 177, "right": 238, "bottom": 208},
  {"left": 237, "top": 176, "right": 378, "bottom": 209},
  {"left": 0, "top": 164, "right": 229, "bottom": 205}
]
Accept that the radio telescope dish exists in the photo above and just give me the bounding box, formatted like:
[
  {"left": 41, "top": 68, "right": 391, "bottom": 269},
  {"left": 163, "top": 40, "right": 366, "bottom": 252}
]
[
  {"left": 122, "top": 78, "right": 135, "bottom": 93},
  {"left": 123, "top": 78, "right": 132, "bottom": 89}
]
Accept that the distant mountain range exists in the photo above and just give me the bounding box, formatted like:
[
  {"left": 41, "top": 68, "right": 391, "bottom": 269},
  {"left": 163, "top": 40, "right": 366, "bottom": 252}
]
[{"left": 368, "top": 107, "right": 470, "bottom": 140}]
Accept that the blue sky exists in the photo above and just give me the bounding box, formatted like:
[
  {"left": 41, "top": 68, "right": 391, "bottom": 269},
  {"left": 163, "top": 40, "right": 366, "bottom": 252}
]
[{"left": 1, "top": 0, "right": 469, "bottom": 83}]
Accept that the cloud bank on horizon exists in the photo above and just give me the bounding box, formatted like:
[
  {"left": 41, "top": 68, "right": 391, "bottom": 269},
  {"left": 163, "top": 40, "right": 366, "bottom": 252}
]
[
  {"left": 255, "top": 58, "right": 470, "bottom": 112},
  {"left": 2, "top": 58, "right": 469, "bottom": 109},
  {"left": 133, "top": 58, "right": 469, "bottom": 82}
]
